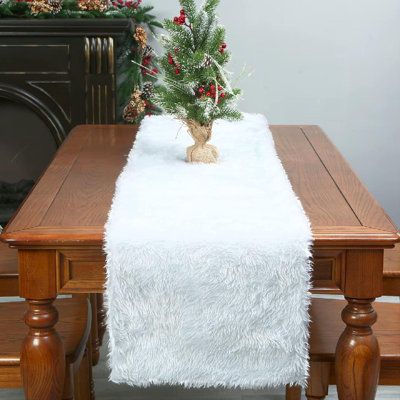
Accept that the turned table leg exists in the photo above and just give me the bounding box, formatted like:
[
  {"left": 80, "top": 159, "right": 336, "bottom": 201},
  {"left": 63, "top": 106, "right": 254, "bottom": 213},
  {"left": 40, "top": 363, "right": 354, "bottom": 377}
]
[
  {"left": 335, "top": 298, "right": 380, "bottom": 400},
  {"left": 21, "top": 299, "right": 66, "bottom": 400},
  {"left": 335, "top": 249, "right": 383, "bottom": 400},
  {"left": 19, "top": 249, "right": 66, "bottom": 400}
]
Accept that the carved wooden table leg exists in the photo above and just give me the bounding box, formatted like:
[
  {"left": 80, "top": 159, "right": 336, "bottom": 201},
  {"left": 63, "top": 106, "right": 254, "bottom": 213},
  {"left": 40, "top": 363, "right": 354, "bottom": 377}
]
[
  {"left": 21, "top": 299, "right": 66, "bottom": 400},
  {"left": 335, "top": 249, "right": 383, "bottom": 400},
  {"left": 19, "top": 250, "right": 66, "bottom": 400},
  {"left": 335, "top": 298, "right": 380, "bottom": 400}
]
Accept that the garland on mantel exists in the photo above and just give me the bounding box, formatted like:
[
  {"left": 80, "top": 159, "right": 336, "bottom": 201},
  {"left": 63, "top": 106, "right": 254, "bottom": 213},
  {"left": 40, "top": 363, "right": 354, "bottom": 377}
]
[{"left": 0, "top": 0, "right": 162, "bottom": 123}]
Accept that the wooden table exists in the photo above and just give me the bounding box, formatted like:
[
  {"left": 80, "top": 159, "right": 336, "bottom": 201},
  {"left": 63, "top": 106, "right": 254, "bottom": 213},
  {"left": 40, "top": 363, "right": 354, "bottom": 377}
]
[{"left": 1, "top": 125, "right": 399, "bottom": 400}]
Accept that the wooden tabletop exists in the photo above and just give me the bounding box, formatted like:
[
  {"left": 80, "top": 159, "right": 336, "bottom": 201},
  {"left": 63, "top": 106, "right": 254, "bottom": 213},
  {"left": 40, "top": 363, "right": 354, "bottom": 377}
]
[{"left": 1, "top": 124, "right": 398, "bottom": 247}]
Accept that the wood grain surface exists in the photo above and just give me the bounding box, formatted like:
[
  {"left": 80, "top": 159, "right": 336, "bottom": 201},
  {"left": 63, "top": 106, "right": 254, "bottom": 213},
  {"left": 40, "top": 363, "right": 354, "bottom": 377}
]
[{"left": 1, "top": 124, "right": 398, "bottom": 247}]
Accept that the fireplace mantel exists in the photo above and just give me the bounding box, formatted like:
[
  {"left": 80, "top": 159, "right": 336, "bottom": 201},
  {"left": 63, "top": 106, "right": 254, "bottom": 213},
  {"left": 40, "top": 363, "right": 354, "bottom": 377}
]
[
  {"left": 0, "top": 18, "right": 131, "bottom": 36},
  {"left": 0, "top": 18, "right": 132, "bottom": 143}
]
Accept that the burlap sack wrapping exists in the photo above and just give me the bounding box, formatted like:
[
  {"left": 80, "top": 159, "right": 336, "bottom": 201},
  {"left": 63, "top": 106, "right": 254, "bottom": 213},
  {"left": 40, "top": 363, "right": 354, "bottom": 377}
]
[{"left": 184, "top": 119, "right": 219, "bottom": 164}]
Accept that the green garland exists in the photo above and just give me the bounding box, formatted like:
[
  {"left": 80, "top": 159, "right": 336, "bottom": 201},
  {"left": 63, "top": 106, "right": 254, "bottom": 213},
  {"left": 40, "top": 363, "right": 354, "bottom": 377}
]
[
  {"left": 0, "top": 0, "right": 162, "bottom": 123},
  {"left": 0, "top": 0, "right": 159, "bottom": 22}
]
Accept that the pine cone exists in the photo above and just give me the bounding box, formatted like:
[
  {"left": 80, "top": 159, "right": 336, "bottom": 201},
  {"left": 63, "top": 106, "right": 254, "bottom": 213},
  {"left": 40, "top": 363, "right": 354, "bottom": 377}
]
[
  {"left": 143, "top": 45, "right": 153, "bottom": 58},
  {"left": 142, "top": 82, "right": 153, "bottom": 100},
  {"left": 123, "top": 90, "right": 146, "bottom": 123},
  {"left": 201, "top": 54, "right": 213, "bottom": 68},
  {"left": 29, "top": 0, "right": 62, "bottom": 14},
  {"left": 134, "top": 26, "right": 147, "bottom": 49},
  {"left": 77, "top": 0, "right": 109, "bottom": 12}
]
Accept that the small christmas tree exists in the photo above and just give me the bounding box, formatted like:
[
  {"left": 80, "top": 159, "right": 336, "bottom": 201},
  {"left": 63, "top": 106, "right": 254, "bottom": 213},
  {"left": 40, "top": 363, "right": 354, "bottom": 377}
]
[{"left": 154, "top": 0, "right": 242, "bottom": 163}]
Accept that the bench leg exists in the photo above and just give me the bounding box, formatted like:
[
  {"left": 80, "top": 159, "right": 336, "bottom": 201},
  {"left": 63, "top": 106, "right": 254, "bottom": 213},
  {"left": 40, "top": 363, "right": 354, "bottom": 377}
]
[
  {"left": 90, "top": 294, "right": 100, "bottom": 366},
  {"left": 285, "top": 384, "right": 302, "bottom": 399},
  {"left": 305, "top": 362, "right": 330, "bottom": 399},
  {"left": 96, "top": 293, "right": 106, "bottom": 346},
  {"left": 62, "top": 364, "right": 75, "bottom": 400},
  {"left": 75, "top": 344, "right": 95, "bottom": 400}
]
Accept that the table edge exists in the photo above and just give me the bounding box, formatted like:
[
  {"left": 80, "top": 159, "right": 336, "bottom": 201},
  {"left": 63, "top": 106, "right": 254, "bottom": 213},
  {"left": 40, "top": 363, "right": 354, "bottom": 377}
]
[{"left": 1, "top": 226, "right": 399, "bottom": 248}]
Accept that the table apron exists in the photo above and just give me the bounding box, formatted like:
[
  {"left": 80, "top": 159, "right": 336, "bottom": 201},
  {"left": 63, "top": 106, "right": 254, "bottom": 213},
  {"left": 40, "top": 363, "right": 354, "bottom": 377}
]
[{"left": 17, "top": 247, "right": 384, "bottom": 296}]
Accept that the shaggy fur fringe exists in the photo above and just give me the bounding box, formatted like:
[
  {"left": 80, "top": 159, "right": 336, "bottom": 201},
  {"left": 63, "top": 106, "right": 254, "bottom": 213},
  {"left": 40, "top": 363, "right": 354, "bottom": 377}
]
[{"left": 105, "top": 114, "right": 313, "bottom": 389}]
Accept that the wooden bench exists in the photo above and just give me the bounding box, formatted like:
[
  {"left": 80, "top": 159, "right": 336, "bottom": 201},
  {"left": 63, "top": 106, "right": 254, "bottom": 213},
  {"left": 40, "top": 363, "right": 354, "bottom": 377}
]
[
  {"left": 0, "top": 296, "right": 93, "bottom": 399},
  {"left": 0, "top": 242, "right": 18, "bottom": 297},
  {"left": 287, "top": 244, "right": 400, "bottom": 399},
  {"left": 383, "top": 245, "right": 400, "bottom": 296},
  {"left": 0, "top": 242, "right": 105, "bottom": 366}
]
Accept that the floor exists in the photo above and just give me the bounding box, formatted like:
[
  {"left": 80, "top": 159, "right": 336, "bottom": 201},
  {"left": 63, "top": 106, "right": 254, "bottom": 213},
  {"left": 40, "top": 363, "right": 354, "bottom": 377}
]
[{"left": 1, "top": 296, "right": 399, "bottom": 399}]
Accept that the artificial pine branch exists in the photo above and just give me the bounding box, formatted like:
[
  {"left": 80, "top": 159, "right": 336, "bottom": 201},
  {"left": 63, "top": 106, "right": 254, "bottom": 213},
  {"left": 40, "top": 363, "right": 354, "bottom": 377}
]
[{"left": 153, "top": 0, "right": 242, "bottom": 126}]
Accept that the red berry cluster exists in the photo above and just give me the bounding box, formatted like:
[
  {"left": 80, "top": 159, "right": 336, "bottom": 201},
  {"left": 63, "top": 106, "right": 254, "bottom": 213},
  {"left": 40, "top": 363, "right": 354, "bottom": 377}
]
[
  {"left": 198, "top": 83, "right": 226, "bottom": 102},
  {"left": 143, "top": 55, "right": 152, "bottom": 67},
  {"left": 173, "top": 9, "right": 186, "bottom": 25},
  {"left": 167, "top": 53, "right": 181, "bottom": 75},
  {"left": 140, "top": 53, "right": 158, "bottom": 76},
  {"left": 219, "top": 42, "right": 227, "bottom": 54},
  {"left": 142, "top": 64, "right": 158, "bottom": 76},
  {"left": 143, "top": 99, "right": 156, "bottom": 117},
  {"left": 112, "top": 0, "right": 142, "bottom": 8}
]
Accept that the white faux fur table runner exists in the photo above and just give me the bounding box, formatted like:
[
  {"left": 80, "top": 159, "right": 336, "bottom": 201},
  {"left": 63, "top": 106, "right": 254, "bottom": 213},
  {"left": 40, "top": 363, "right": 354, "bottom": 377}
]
[{"left": 105, "top": 114, "right": 312, "bottom": 389}]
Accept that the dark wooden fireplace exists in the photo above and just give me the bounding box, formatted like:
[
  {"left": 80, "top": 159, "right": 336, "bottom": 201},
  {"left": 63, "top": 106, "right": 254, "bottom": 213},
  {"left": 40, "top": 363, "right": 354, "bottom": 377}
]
[{"left": 0, "top": 19, "right": 131, "bottom": 225}]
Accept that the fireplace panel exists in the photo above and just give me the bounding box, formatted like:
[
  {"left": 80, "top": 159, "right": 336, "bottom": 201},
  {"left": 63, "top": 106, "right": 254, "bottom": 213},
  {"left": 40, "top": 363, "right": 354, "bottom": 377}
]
[
  {"left": 0, "top": 98, "right": 57, "bottom": 183},
  {"left": 0, "top": 44, "right": 70, "bottom": 74},
  {"left": 0, "top": 98, "right": 57, "bottom": 225},
  {"left": 0, "top": 19, "right": 131, "bottom": 227}
]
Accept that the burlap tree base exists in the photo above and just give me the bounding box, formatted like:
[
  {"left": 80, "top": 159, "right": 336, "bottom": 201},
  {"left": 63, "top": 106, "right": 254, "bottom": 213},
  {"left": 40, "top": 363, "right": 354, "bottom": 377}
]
[{"left": 185, "top": 120, "right": 219, "bottom": 164}]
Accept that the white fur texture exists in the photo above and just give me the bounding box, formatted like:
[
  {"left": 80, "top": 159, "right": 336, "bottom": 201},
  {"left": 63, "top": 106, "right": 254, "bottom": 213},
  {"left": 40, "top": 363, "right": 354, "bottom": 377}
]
[{"left": 105, "top": 114, "right": 313, "bottom": 389}]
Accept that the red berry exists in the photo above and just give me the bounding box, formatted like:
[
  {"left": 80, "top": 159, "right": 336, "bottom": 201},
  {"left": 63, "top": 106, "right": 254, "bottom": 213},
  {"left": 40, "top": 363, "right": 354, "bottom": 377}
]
[
  {"left": 174, "top": 17, "right": 179, "bottom": 23},
  {"left": 199, "top": 87, "right": 205, "bottom": 94},
  {"left": 206, "top": 92, "right": 211, "bottom": 97},
  {"left": 220, "top": 92, "right": 226, "bottom": 98},
  {"left": 168, "top": 53, "right": 174, "bottom": 65},
  {"left": 152, "top": 68, "right": 159, "bottom": 75},
  {"left": 180, "top": 9, "right": 185, "bottom": 15},
  {"left": 178, "top": 16, "right": 185, "bottom": 24},
  {"left": 210, "top": 84, "right": 216, "bottom": 92},
  {"left": 218, "top": 85, "right": 223, "bottom": 91},
  {"left": 222, "top": 42, "right": 227, "bottom": 49},
  {"left": 175, "top": 68, "right": 180, "bottom": 74}
]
